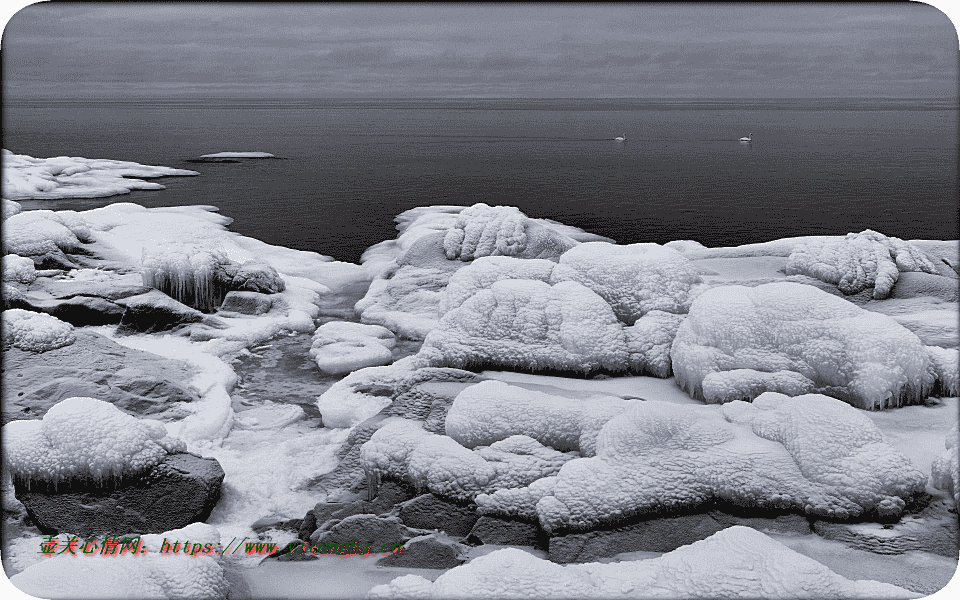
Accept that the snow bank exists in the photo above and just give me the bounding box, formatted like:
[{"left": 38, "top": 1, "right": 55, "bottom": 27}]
[
  {"left": 930, "top": 423, "right": 959, "bottom": 505},
  {"left": 367, "top": 526, "right": 916, "bottom": 600},
  {"left": 198, "top": 152, "right": 274, "bottom": 158},
  {"left": 2, "top": 396, "right": 186, "bottom": 489},
  {"left": 2, "top": 309, "right": 76, "bottom": 352},
  {"left": 476, "top": 394, "right": 925, "bottom": 532},
  {"left": 10, "top": 523, "right": 228, "bottom": 600},
  {"left": 442, "top": 203, "right": 578, "bottom": 262},
  {"left": 786, "top": 230, "right": 938, "bottom": 300},
  {"left": 309, "top": 321, "right": 396, "bottom": 375},
  {"left": 671, "top": 282, "right": 935, "bottom": 410},
  {"left": 419, "top": 279, "right": 628, "bottom": 375},
  {"left": 550, "top": 242, "right": 703, "bottom": 324},
  {"left": 1, "top": 149, "right": 199, "bottom": 201},
  {"left": 2, "top": 254, "right": 37, "bottom": 284}
]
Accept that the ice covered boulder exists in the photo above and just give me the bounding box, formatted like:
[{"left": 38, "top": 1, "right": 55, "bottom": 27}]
[
  {"left": 930, "top": 423, "right": 959, "bottom": 506},
  {"left": 419, "top": 279, "right": 628, "bottom": 375},
  {"left": 477, "top": 394, "right": 926, "bottom": 533},
  {"left": 310, "top": 321, "right": 396, "bottom": 375},
  {"left": 624, "top": 310, "right": 686, "bottom": 377},
  {"left": 10, "top": 522, "right": 228, "bottom": 600},
  {"left": 550, "top": 242, "right": 703, "bottom": 324},
  {"left": 356, "top": 264, "right": 450, "bottom": 340},
  {"left": 316, "top": 358, "right": 420, "bottom": 428},
  {"left": 2, "top": 253, "right": 37, "bottom": 283},
  {"left": 786, "top": 230, "right": 939, "bottom": 300},
  {"left": 230, "top": 259, "right": 285, "bottom": 293},
  {"left": 926, "top": 346, "right": 959, "bottom": 397},
  {"left": 2, "top": 309, "right": 76, "bottom": 352},
  {"left": 366, "top": 526, "right": 916, "bottom": 600},
  {"left": 671, "top": 282, "right": 935, "bottom": 410},
  {"left": 3, "top": 211, "right": 82, "bottom": 259},
  {"left": 439, "top": 256, "right": 557, "bottom": 315},
  {"left": 442, "top": 203, "right": 578, "bottom": 262},
  {"left": 3, "top": 198, "right": 22, "bottom": 218}
]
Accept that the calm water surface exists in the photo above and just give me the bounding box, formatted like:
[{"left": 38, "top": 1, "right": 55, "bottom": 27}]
[{"left": 4, "top": 98, "right": 957, "bottom": 263}]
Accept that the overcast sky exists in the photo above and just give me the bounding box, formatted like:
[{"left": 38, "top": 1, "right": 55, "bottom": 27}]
[{"left": 2, "top": 3, "right": 957, "bottom": 99}]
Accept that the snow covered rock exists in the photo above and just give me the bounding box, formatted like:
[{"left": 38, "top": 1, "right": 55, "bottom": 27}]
[
  {"left": 218, "top": 290, "right": 272, "bottom": 315},
  {"left": 356, "top": 264, "right": 450, "bottom": 340},
  {"left": 310, "top": 321, "right": 396, "bottom": 375},
  {"left": 1, "top": 149, "right": 199, "bottom": 201},
  {"left": 438, "top": 256, "right": 557, "bottom": 315},
  {"left": 419, "top": 279, "right": 629, "bottom": 375},
  {"left": 550, "top": 242, "right": 703, "bottom": 324},
  {"left": 2, "top": 253, "right": 37, "bottom": 283},
  {"left": 2, "top": 309, "right": 76, "bottom": 352},
  {"left": 785, "top": 230, "right": 939, "bottom": 300},
  {"left": 2, "top": 396, "right": 186, "bottom": 489},
  {"left": 671, "top": 282, "right": 936, "bottom": 410},
  {"left": 476, "top": 394, "right": 925, "bottom": 532},
  {"left": 930, "top": 423, "right": 959, "bottom": 506},
  {"left": 624, "top": 310, "right": 686, "bottom": 377},
  {"left": 230, "top": 259, "right": 285, "bottom": 293},
  {"left": 3, "top": 198, "right": 21, "bottom": 219},
  {"left": 442, "top": 203, "right": 578, "bottom": 262},
  {"left": 10, "top": 523, "right": 228, "bottom": 600},
  {"left": 366, "top": 526, "right": 917, "bottom": 599},
  {"left": 3, "top": 211, "right": 82, "bottom": 258}
]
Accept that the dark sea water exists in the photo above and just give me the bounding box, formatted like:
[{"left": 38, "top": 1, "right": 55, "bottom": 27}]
[{"left": 4, "top": 98, "right": 957, "bottom": 263}]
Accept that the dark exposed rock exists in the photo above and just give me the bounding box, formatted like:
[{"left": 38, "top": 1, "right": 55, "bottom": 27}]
[
  {"left": 707, "top": 510, "right": 812, "bottom": 536},
  {"left": 399, "top": 494, "right": 479, "bottom": 537},
  {"left": 23, "top": 295, "right": 125, "bottom": 326},
  {"left": 220, "top": 291, "right": 273, "bottom": 315},
  {"left": 116, "top": 289, "right": 204, "bottom": 334},
  {"left": 309, "top": 514, "right": 423, "bottom": 549},
  {"left": 467, "top": 516, "right": 542, "bottom": 547},
  {"left": 14, "top": 453, "right": 224, "bottom": 537},
  {"left": 305, "top": 481, "right": 417, "bottom": 540},
  {"left": 28, "top": 277, "right": 152, "bottom": 302},
  {"left": 548, "top": 513, "right": 730, "bottom": 563},
  {"left": 376, "top": 534, "right": 467, "bottom": 569}
]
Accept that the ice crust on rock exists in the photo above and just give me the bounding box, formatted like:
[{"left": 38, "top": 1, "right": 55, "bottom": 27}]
[
  {"left": 10, "top": 522, "right": 228, "bottom": 600},
  {"left": 310, "top": 321, "right": 396, "bottom": 375},
  {"left": 930, "top": 423, "right": 959, "bottom": 506},
  {"left": 925, "top": 346, "right": 959, "bottom": 397},
  {"left": 2, "top": 254, "right": 37, "bottom": 284},
  {"left": 419, "top": 279, "right": 628, "bottom": 375},
  {"left": 2, "top": 309, "right": 76, "bottom": 352},
  {"left": 366, "top": 526, "right": 917, "bottom": 600},
  {"left": 442, "top": 203, "right": 578, "bottom": 262},
  {"left": 623, "top": 310, "right": 686, "bottom": 378},
  {"left": 1, "top": 149, "right": 199, "bottom": 200},
  {"left": 786, "top": 230, "right": 939, "bottom": 300},
  {"left": 671, "top": 282, "right": 935, "bottom": 410},
  {"left": 476, "top": 393, "right": 925, "bottom": 532},
  {"left": 550, "top": 242, "right": 703, "bottom": 324},
  {"left": 2, "top": 396, "right": 187, "bottom": 489},
  {"left": 439, "top": 256, "right": 557, "bottom": 315},
  {"left": 356, "top": 264, "right": 449, "bottom": 340}
]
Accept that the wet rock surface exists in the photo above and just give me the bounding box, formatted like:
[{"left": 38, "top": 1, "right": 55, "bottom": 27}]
[{"left": 376, "top": 534, "right": 467, "bottom": 569}]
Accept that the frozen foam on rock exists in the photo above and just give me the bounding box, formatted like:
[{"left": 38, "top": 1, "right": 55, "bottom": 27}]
[
  {"left": 142, "top": 243, "right": 234, "bottom": 312},
  {"left": 2, "top": 254, "right": 37, "bottom": 284},
  {"left": 926, "top": 346, "right": 959, "bottom": 397},
  {"left": 443, "top": 203, "right": 530, "bottom": 261},
  {"left": 2, "top": 309, "right": 76, "bottom": 352},
  {"left": 419, "top": 279, "right": 628, "bottom": 375},
  {"left": 367, "top": 526, "right": 916, "bottom": 600},
  {"left": 2, "top": 396, "right": 186, "bottom": 489},
  {"left": 11, "top": 522, "right": 228, "bottom": 600},
  {"left": 786, "top": 230, "right": 938, "bottom": 300},
  {"left": 1, "top": 149, "right": 199, "bottom": 201},
  {"left": 476, "top": 394, "right": 925, "bottom": 532},
  {"left": 671, "top": 282, "right": 935, "bottom": 410},
  {"left": 310, "top": 321, "right": 396, "bottom": 375},
  {"left": 439, "top": 256, "right": 557, "bottom": 315},
  {"left": 199, "top": 152, "right": 274, "bottom": 158},
  {"left": 550, "top": 242, "right": 703, "bottom": 324},
  {"left": 930, "top": 423, "right": 959, "bottom": 505}
]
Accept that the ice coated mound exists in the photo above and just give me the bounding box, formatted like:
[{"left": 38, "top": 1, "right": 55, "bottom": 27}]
[
  {"left": 419, "top": 279, "right": 628, "bottom": 375},
  {"left": 367, "top": 526, "right": 916, "bottom": 600},
  {"left": 2, "top": 254, "right": 37, "bottom": 284},
  {"left": 309, "top": 321, "right": 396, "bottom": 375},
  {"left": 2, "top": 309, "right": 76, "bottom": 352},
  {"left": 1, "top": 149, "right": 199, "bottom": 201},
  {"left": 360, "top": 419, "right": 578, "bottom": 503},
  {"left": 3, "top": 198, "right": 22, "bottom": 218},
  {"left": 786, "top": 230, "right": 938, "bottom": 300},
  {"left": 930, "top": 423, "right": 959, "bottom": 505},
  {"left": 550, "top": 242, "right": 703, "bottom": 324},
  {"left": 671, "top": 282, "right": 935, "bottom": 410},
  {"left": 11, "top": 522, "right": 228, "bottom": 600},
  {"left": 439, "top": 256, "right": 557, "bottom": 315},
  {"left": 442, "top": 203, "right": 579, "bottom": 262},
  {"left": 476, "top": 393, "right": 925, "bottom": 532},
  {"left": 2, "top": 396, "right": 186, "bottom": 489},
  {"left": 356, "top": 264, "right": 449, "bottom": 340},
  {"left": 3, "top": 209, "right": 94, "bottom": 258}
]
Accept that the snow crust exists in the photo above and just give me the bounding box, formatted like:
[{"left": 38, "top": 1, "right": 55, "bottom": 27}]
[
  {"left": 1, "top": 149, "right": 199, "bottom": 200},
  {"left": 2, "top": 254, "right": 37, "bottom": 284},
  {"left": 10, "top": 523, "right": 228, "bottom": 600},
  {"left": 671, "top": 282, "right": 935, "bottom": 410},
  {"left": 309, "top": 321, "right": 396, "bottom": 375},
  {"left": 367, "top": 526, "right": 916, "bottom": 600},
  {"left": 2, "top": 397, "right": 186, "bottom": 489},
  {"left": 786, "top": 230, "right": 938, "bottom": 300},
  {"left": 2, "top": 309, "right": 76, "bottom": 352},
  {"left": 476, "top": 393, "right": 925, "bottom": 532}
]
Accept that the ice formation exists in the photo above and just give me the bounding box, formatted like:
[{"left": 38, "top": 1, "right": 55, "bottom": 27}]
[
  {"left": 785, "top": 230, "right": 938, "bottom": 300},
  {"left": 356, "top": 264, "right": 449, "bottom": 340},
  {"left": 438, "top": 256, "right": 557, "bottom": 315},
  {"left": 419, "top": 279, "right": 628, "bottom": 375},
  {"left": 671, "top": 282, "right": 935, "bottom": 409},
  {"left": 2, "top": 309, "right": 76, "bottom": 352},
  {"left": 2, "top": 254, "right": 37, "bottom": 284},
  {"left": 366, "top": 526, "right": 916, "bottom": 600},
  {"left": 1, "top": 149, "right": 199, "bottom": 200},
  {"left": 930, "top": 423, "right": 959, "bottom": 505},
  {"left": 925, "top": 346, "right": 959, "bottom": 397},
  {"left": 309, "top": 321, "right": 396, "bottom": 375},
  {"left": 476, "top": 394, "right": 925, "bottom": 532},
  {"left": 360, "top": 419, "right": 577, "bottom": 503},
  {"left": 445, "top": 380, "right": 634, "bottom": 456},
  {"left": 442, "top": 203, "right": 578, "bottom": 261},
  {"left": 550, "top": 242, "right": 703, "bottom": 324},
  {"left": 624, "top": 310, "right": 686, "bottom": 377},
  {"left": 10, "top": 523, "right": 228, "bottom": 600},
  {"left": 141, "top": 243, "right": 235, "bottom": 312},
  {"left": 2, "top": 396, "right": 186, "bottom": 489}
]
